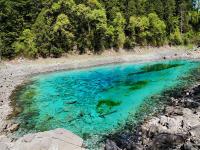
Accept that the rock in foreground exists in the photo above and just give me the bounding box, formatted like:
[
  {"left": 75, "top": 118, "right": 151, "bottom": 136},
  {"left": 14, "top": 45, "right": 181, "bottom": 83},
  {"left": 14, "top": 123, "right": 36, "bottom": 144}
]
[{"left": 0, "top": 128, "right": 85, "bottom": 150}]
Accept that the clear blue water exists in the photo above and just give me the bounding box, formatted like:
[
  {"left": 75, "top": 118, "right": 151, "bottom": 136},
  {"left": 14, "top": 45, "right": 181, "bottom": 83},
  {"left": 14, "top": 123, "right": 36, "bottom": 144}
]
[{"left": 12, "top": 59, "right": 200, "bottom": 142}]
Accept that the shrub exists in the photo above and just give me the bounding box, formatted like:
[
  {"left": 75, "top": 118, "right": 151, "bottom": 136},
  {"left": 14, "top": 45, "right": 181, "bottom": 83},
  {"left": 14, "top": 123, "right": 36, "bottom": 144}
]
[
  {"left": 169, "top": 28, "right": 183, "bottom": 45},
  {"left": 13, "top": 29, "right": 38, "bottom": 58},
  {"left": 50, "top": 46, "right": 63, "bottom": 58}
]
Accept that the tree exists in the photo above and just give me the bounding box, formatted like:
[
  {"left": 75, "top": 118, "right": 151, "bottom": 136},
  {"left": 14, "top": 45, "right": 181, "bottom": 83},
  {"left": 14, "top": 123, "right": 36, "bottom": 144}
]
[
  {"left": 135, "top": 16, "right": 150, "bottom": 45},
  {"left": 88, "top": 9, "right": 107, "bottom": 52},
  {"left": 13, "top": 29, "right": 37, "bottom": 58},
  {"left": 1, "top": 0, "right": 200, "bottom": 59},
  {"left": 189, "top": 11, "right": 200, "bottom": 31},
  {"left": 53, "top": 14, "right": 74, "bottom": 54},
  {"left": 145, "top": 0, "right": 164, "bottom": 19},
  {"left": 0, "top": 0, "right": 43, "bottom": 58},
  {"left": 163, "top": 0, "right": 176, "bottom": 34},
  {"left": 125, "top": 16, "right": 137, "bottom": 48},
  {"left": 31, "top": 9, "right": 53, "bottom": 57},
  {"left": 169, "top": 28, "right": 183, "bottom": 45},
  {"left": 148, "top": 13, "right": 166, "bottom": 46},
  {"left": 112, "top": 12, "right": 126, "bottom": 48}
]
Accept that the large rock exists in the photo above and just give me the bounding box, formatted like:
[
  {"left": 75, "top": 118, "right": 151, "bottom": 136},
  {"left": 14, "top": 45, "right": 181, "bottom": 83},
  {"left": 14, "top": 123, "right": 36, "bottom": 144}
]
[
  {"left": 11, "top": 128, "right": 85, "bottom": 150},
  {"left": 165, "top": 106, "right": 184, "bottom": 116},
  {"left": 149, "top": 133, "right": 187, "bottom": 150},
  {"left": 0, "top": 142, "right": 9, "bottom": 150},
  {"left": 189, "top": 125, "right": 200, "bottom": 139},
  {"left": 142, "top": 108, "right": 200, "bottom": 136},
  {"left": 105, "top": 139, "right": 121, "bottom": 150},
  {"left": 114, "top": 132, "right": 135, "bottom": 149}
]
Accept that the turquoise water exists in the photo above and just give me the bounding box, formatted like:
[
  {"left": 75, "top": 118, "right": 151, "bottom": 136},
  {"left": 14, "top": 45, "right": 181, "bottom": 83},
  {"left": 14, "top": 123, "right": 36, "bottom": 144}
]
[{"left": 12, "top": 60, "right": 200, "bottom": 140}]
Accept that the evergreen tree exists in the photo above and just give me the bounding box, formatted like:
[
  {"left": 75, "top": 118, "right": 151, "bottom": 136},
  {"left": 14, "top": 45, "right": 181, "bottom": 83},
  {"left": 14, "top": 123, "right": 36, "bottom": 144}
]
[{"left": 0, "top": 0, "right": 199, "bottom": 58}]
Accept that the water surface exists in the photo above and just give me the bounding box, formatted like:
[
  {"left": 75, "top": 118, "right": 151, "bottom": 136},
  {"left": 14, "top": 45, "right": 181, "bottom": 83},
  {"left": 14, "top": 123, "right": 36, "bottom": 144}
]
[{"left": 12, "top": 59, "right": 200, "bottom": 143}]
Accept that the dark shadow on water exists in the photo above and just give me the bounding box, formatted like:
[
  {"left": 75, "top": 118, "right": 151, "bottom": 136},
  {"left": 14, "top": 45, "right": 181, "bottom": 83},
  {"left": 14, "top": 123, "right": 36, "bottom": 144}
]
[
  {"left": 127, "top": 80, "right": 149, "bottom": 91},
  {"left": 128, "top": 63, "right": 183, "bottom": 76}
]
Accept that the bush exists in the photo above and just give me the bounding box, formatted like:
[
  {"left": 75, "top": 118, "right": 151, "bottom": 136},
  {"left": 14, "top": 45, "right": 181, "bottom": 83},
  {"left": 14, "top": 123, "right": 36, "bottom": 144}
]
[
  {"left": 50, "top": 46, "right": 63, "bottom": 58},
  {"left": 190, "top": 32, "right": 200, "bottom": 45},
  {"left": 124, "top": 38, "right": 136, "bottom": 49},
  {"left": 13, "top": 29, "right": 38, "bottom": 58},
  {"left": 169, "top": 28, "right": 183, "bottom": 45},
  {"left": 182, "top": 31, "right": 194, "bottom": 45},
  {"left": 112, "top": 12, "right": 126, "bottom": 48}
]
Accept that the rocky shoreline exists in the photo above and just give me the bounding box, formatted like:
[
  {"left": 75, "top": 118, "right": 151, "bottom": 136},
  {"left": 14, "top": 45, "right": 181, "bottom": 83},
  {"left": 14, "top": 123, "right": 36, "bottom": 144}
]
[
  {"left": 0, "top": 48, "right": 200, "bottom": 150},
  {"left": 105, "top": 71, "right": 200, "bottom": 150}
]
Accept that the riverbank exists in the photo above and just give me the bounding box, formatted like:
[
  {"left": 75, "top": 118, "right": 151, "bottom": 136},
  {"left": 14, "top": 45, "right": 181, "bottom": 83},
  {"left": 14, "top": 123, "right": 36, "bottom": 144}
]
[{"left": 0, "top": 46, "right": 200, "bottom": 149}]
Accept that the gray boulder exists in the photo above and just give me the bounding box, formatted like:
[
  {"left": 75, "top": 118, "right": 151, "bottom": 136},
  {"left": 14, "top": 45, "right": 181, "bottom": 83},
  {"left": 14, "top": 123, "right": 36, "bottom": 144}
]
[{"left": 11, "top": 128, "right": 85, "bottom": 150}]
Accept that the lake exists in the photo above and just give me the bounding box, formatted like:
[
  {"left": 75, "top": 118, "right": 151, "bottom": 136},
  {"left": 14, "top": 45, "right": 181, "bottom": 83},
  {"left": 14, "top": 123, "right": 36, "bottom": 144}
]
[{"left": 11, "top": 59, "right": 200, "bottom": 148}]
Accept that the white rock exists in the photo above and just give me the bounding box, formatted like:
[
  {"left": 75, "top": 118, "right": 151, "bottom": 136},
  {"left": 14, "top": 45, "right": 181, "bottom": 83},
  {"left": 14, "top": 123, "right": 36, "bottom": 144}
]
[
  {"left": 6, "top": 123, "right": 19, "bottom": 133},
  {"left": 0, "top": 142, "right": 9, "bottom": 150},
  {"left": 11, "top": 128, "right": 85, "bottom": 150}
]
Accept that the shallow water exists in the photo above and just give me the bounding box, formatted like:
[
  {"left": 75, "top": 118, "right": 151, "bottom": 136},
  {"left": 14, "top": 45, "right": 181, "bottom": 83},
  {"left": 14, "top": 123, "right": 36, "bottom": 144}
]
[{"left": 12, "top": 59, "right": 200, "bottom": 144}]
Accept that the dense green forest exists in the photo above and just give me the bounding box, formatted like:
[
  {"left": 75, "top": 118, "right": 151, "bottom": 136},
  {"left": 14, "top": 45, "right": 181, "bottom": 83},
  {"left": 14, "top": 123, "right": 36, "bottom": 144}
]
[{"left": 0, "top": 0, "right": 200, "bottom": 59}]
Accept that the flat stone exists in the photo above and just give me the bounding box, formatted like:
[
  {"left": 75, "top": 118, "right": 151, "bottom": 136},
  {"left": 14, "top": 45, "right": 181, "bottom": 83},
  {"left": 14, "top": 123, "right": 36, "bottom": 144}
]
[
  {"left": 0, "top": 142, "right": 9, "bottom": 150},
  {"left": 12, "top": 128, "right": 85, "bottom": 150}
]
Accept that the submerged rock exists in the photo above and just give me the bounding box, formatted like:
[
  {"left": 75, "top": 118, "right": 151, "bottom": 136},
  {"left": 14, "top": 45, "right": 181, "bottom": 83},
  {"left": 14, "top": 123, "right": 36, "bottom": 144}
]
[{"left": 65, "top": 100, "right": 77, "bottom": 104}]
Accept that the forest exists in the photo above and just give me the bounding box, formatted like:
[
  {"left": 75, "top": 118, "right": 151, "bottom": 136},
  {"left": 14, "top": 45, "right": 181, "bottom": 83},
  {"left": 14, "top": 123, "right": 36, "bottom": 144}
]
[{"left": 0, "top": 0, "right": 200, "bottom": 59}]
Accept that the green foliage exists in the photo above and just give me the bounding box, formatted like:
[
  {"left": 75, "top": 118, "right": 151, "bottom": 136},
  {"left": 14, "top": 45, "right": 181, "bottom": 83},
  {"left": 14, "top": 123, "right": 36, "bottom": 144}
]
[
  {"left": 1, "top": 0, "right": 199, "bottom": 58},
  {"left": 189, "top": 11, "right": 200, "bottom": 31},
  {"left": 125, "top": 16, "right": 137, "bottom": 48},
  {"left": 128, "top": 13, "right": 166, "bottom": 46},
  {"left": 0, "top": 0, "right": 43, "bottom": 58},
  {"left": 105, "top": 25, "right": 115, "bottom": 48},
  {"left": 169, "top": 28, "right": 183, "bottom": 45},
  {"left": 135, "top": 16, "right": 150, "bottom": 45},
  {"left": 53, "top": 14, "right": 74, "bottom": 53},
  {"left": 31, "top": 9, "right": 53, "bottom": 57},
  {"left": 53, "top": 14, "right": 70, "bottom": 32},
  {"left": 50, "top": 46, "right": 63, "bottom": 58},
  {"left": 148, "top": 13, "right": 166, "bottom": 46},
  {"left": 112, "top": 12, "right": 126, "bottom": 48},
  {"left": 13, "top": 29, "right": 37, "bottom": 58}
]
